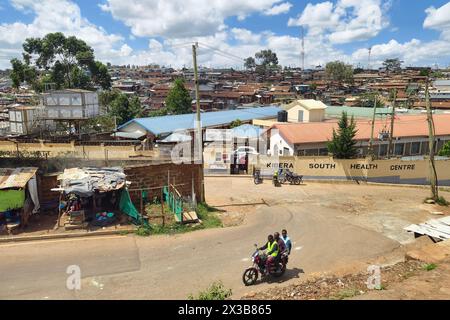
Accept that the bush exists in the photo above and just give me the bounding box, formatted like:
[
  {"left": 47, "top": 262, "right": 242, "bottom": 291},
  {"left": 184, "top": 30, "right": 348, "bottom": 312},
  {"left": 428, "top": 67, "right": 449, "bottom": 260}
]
[
  {"left": 423, "top": 263, "right": 437, "bottom": 271},
  {"left": 188, "top": 281, "right": 232, "bottom": 300},
  {"left": 436, "top": 197, "right": 449, "bottom": 207},
  {"left": 135, "top": 226, "right": 151, "bottom": 237}
]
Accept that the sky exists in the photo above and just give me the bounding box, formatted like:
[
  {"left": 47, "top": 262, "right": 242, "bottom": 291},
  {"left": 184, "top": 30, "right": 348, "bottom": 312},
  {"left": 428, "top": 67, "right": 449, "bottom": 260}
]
[{"left": 0, "top": 0, "right": 450, "bottom": 70}]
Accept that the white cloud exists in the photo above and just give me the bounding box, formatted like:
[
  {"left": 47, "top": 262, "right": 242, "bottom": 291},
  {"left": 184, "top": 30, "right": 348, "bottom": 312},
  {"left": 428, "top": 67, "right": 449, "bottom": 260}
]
[
  {"left": 264, "top": 2, "right": 292, "bottom": 16},
  {"left": 100, "top": 0, "right": 285, "bottom": 38},
  {"left": 288, "top": 0, "right": 389, "bottom": 44},
  {"left": 423, "top": 2, "right": 450, "bottom": 39},
  {"left": 231, "top": 28, "right": 262, "bottom": 44},
  {"left": 351, "top": 2, "right": 450, "bottom": 68},
  {"left": 0, "top": 0, "right": 125, "bottom": 68}
]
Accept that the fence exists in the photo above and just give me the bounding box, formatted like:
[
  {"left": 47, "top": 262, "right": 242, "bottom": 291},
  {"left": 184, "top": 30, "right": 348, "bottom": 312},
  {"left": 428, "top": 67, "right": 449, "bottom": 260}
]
[{"left": 251, "top": 155, "right": 450, "bottom": 186}]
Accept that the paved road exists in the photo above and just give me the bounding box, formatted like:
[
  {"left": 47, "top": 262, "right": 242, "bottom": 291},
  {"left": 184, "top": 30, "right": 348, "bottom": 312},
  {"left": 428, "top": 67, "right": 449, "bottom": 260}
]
[{"left": 0, "top": 202, "right": 399, "bottom": 300}]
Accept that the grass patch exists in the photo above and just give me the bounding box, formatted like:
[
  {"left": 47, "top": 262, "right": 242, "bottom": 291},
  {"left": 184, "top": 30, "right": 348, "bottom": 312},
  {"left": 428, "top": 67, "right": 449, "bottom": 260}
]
[
  {"left": 423, "top": 263, "right": 437, "bottom": 271},
  {"left": 135, "top": 226, "right": 151, "bottom": 237},
  {"left": 424, "top": 196, "right": 449, "bottom": 206},
  {"left": 331, "top": 288, "right": 361, "bottom": 300},
  {"left": 436, "top": 197, "right": 449, "bottom": 207},
  {"left": 188, "top": 281, "right": 232, "bottom": 300},
  {"left": 134, "top": 203, "right": 222, "bottom": 236}
]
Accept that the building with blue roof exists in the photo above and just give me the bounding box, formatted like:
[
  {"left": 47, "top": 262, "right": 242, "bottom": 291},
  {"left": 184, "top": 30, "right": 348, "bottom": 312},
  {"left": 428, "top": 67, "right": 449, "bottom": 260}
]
[{"left": 116, "top": 106, "right": 281, "bottom": 139}]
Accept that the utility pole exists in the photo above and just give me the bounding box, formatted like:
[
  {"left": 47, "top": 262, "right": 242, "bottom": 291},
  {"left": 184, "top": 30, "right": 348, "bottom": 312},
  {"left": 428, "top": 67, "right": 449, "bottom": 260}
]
[
  {"left": 192, "top": 43, "right": 205, "bottom": 202},
  {"left": 301, "top": 26, "right": 305, "bottom": 71},
  {"left": 425, "top": 81, "right": 439, "bottom": 201},
  {"left": 388, "top": 89, "right": 397, "bottom": 157},
  {"left": 368, "top": 93, "right": 378, "bottom": 157}
]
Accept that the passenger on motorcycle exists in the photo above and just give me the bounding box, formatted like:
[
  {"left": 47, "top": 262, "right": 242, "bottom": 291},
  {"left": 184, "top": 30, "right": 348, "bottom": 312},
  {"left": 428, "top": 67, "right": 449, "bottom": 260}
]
[
  {"left": 281, "top": 229, "right": 292, "bottom": 255},
  {"left": 274, "top": 232, "right": 287, "bottom": 266},
  {"left": 258, "top": 234, "right": 278, "bottom": 274}
]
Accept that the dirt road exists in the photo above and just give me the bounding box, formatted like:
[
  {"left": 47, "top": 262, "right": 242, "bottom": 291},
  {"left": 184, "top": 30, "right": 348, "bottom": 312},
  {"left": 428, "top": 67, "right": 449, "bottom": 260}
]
[{"left": 1, "top": 177, "right": 446, "bottom": 299}]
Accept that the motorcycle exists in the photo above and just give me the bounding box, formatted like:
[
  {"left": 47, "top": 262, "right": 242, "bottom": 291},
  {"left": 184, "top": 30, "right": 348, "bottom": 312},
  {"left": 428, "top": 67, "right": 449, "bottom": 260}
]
[
  {"left": 253, "top": 169, "right": 263, "bottom": 185},
  {"left": 285, "top": 169, "right": 303, "bottom": 185},
  {"left": 242, "top": 244, "right": 289, "bottom": 286}
]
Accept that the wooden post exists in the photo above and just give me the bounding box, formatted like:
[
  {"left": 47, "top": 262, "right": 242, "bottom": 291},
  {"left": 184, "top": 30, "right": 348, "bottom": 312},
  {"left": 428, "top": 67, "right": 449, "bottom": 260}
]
[
  {"left": 57, "top": 192, "right": 62, "bottom": 228},
  {"left": 161, "top": 188, "right": 165, "bottom": 227},
  {"left": 140, "top": 189, "right": 144, "bottom": 226},
  {"left": 425, "top": 81, "right": 439, "bottom": 201},
  {"left": 388, "top": 89, "right": 397, "bottom": 158},
  {"left": 368, "top": 94, "right": 378, "bottom": 157}
]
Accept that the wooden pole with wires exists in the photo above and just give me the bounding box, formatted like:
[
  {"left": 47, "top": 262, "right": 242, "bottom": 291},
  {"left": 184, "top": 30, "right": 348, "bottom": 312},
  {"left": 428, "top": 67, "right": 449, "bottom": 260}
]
[
  {"left": 192, "top": 43, "right": 205, "bottom": 203},
  {"left": 368, "top": 93, "right": 378, "bottom": 158},
  {"left": 425, "top": 81, "right": 439, "bottom": 201},
  {"left": 388, "top": 89, "right": 397, "bottom": 157}
]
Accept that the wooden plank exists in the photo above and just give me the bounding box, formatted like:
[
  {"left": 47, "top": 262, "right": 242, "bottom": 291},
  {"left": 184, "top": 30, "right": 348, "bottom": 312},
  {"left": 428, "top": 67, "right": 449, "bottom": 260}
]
[{"left": 404, "top": 224, "right": 450, "bottom": 240}]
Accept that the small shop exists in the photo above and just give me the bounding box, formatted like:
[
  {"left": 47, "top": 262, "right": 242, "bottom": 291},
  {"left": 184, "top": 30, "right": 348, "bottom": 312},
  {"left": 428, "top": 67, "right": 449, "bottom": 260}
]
[
  {"left": 54, "top": 167, "right": 143, "bottom": 230},
  {"left": 0, "top": 167, "right": 40, "bottom": 234}
]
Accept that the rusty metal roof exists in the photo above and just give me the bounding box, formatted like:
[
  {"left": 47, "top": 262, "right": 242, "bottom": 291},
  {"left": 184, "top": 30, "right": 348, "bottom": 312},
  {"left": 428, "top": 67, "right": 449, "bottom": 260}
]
[{"left": 0, "top": 167, "right": 38, "bottom": 190}]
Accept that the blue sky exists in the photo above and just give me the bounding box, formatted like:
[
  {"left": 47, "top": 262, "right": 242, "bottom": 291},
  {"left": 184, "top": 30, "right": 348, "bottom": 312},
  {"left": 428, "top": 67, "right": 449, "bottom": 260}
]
[{"left": 1, "top": 0, "right": 450, "bottom": 69}]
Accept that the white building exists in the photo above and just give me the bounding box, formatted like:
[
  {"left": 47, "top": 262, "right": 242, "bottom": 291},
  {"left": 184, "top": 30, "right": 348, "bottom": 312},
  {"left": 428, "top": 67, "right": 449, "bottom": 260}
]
[
  {"left": 40, "top": 89, "right": 100, "bottom": 120},
  {"left": 8, "top": 105, "right": 38, "bottom": 135},
  {"left": 283, "top": 99, "right": 327, "bottom": 123}
]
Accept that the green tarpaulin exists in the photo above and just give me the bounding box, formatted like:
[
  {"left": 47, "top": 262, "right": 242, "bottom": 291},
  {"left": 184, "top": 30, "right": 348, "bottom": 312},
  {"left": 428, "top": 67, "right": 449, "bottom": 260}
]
[
  {"left": 0, "top": 189, "right": 25, "bottom": 212},
  {"left": 119, "top": 189, "right": 149, "bottom": 227}
]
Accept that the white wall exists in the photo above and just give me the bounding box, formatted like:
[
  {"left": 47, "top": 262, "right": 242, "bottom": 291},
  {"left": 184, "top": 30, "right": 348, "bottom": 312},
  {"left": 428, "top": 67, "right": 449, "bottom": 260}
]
[{"left": 270, "top": 130, "right": 294, "bottom": 156}]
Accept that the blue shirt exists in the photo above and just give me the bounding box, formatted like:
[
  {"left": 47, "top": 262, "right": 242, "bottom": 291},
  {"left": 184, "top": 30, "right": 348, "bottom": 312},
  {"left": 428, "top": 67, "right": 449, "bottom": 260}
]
[{"left": 281, "top": 235, "right": 292, "bottom": 253}]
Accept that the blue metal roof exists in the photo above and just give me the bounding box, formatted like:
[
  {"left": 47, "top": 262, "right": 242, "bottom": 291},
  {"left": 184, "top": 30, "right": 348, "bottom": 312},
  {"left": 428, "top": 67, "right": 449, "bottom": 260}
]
[
  {"left": 118, "top": 106, "right": 281, "bottom": 136},
  {"left": 231, "top": 124, "right": 265, "bottom": 139}
]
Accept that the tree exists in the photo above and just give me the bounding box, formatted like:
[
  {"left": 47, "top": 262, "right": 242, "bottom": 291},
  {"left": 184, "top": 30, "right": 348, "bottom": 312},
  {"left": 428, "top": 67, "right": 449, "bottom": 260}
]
[
  {"left": 244, "top": 50, "right": 279, "bottom": 76},
  {"left": 165, "top": 78, "right": 192, "bottom": 115},
  {"left": 109, "top": 93, "right": 143, "bottom": 126},
  {"left": 230, "top": 119, "right": 242, "bottom": 128},
  {"left": 382, "top": 58, "right": 403, "bottom": 74},
  {"left": 358, "top": 92, "right": 385, "bottom": 108},
  {"left": 327, "top": 112, "right": 358, "bottom": 159},
  {"left": 325, "top": 61, "right": 354, "bottom": 83},
  {"left": 10, "top": 32, "right": 111, "bottom": 91},
  {"left": 439, "top": 141, "right": 450, "bottom": 157},
  {"left": 244, "top": 57, "right": 256, "bottom": 70},
  {"left": 255, "top": 50, "right": 279, "bottom": 68}
]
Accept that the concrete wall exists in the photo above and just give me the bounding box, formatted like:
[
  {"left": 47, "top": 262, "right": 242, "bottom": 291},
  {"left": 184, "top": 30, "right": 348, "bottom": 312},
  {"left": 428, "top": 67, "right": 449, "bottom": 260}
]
[{"left": 252, "top": 155, "right": 450, "bottom": 186}]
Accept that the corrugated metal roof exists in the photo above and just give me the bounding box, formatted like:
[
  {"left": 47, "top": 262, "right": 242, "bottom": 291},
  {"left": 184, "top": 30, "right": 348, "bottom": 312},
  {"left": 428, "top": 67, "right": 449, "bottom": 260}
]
[
  {"left": 0, "top": 167, "right": 38, "bottom": 190},
  {"left": 118, "top": 106, "right": 281, "bottom": 136},
  {"left": 273, "top": 114, "right": 450, "bottom": 145}
]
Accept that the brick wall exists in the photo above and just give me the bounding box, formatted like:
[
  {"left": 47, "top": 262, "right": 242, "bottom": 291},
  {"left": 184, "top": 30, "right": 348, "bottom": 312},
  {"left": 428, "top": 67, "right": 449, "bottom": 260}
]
[
  {"left": 35, "top": 163, "right": 203, "bottom": 209},
  {"left": 38, "top": 173, "right": 59, "bottom": 207},
  {"left": 124, "top": 163, "right": 203, "bottom": 207}
]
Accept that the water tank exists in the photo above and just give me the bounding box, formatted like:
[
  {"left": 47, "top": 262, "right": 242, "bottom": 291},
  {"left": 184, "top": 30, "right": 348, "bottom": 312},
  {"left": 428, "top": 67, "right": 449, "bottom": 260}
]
[{"left": 277, "top": 110, "right": 288, "bottom": 122}]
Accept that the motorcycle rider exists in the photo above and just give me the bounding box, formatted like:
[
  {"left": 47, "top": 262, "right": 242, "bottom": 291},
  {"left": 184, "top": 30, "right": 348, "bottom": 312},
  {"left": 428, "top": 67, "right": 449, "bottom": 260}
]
[
  {"left": 259, "top": 234, "right": 279, "bottom": 274},
  {"left": 274, "top": 232, "right": 287, "bottom": 268},
  {"left": 281, "top": 229, "right": 292, "bottom": 255}
]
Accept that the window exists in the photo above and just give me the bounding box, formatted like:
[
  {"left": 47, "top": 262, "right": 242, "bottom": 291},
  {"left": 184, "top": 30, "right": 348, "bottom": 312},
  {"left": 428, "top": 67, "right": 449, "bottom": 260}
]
[
  {"left": 379, "top": 144, "right": 388, "bottom": 157},
  {"left": 411, "top": 142, "right": 421, "bottom": 155},
  {"left": 394, "top": 143, "right": 404, "bottom": 156},
  {"left": 283, "top": 147, "right": 290, "bottom": 156},
  {"left": 72, "top": 95, "right": 82, "bottom": 105},
  {"left": 319, "top": 148, "right": 328, "bottom": 156},
  {"left": 215, "top": 152, "right": 222, "bottom": 162},
  {"left": 298, "top": 110, "right": 304, "bottom": 122}
]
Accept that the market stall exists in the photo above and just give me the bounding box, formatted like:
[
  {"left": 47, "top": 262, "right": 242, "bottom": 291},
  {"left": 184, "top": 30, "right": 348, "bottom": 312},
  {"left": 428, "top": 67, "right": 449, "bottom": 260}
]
[
  {"left": 0, "top": 167, "right": 40, "bottom": 234},
  {"left": 54, "top": 167, "right": 131, "bottom": 230}
]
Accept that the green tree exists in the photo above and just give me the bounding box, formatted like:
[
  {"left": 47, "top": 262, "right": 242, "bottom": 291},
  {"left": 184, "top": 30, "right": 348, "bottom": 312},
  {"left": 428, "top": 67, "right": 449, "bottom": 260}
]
[
  {"left": 439, "top": 141, "right": 450, "bottom": 157},
  {"left": 165, "top": 78, "right": 192, "bottom": 115},
  {"left": 244, "top": 57, "right": 256, "bottom": 70},
  {"left": 382, "top": 58, "right": 403, "bottom": 74},
  {"left": 255, "top": 49, "right": 279, "bottom": 67},
  {"left": 10, "top": 32, "right": 111, "bottom": 91},
  {"left": 327, "top": 112, "right": 359, "bottom": 159},
  {"left": 358, "top": 92, "right": 385, "bottom": 108},
  {"left": 325, "top": 61, "right": 354, "bottom": 83},
  {"left": 230, "top": 119, "right": 242, "bottom": 128},
  {"left": 109, "top": 93, "right": 142, "bottom": 126}
]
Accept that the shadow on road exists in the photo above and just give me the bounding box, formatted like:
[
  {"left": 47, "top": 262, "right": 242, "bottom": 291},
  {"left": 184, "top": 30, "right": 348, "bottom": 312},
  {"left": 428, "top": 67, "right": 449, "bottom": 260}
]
[{"left": 252, "top": 267, "right": 305, "bottom": 286}]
